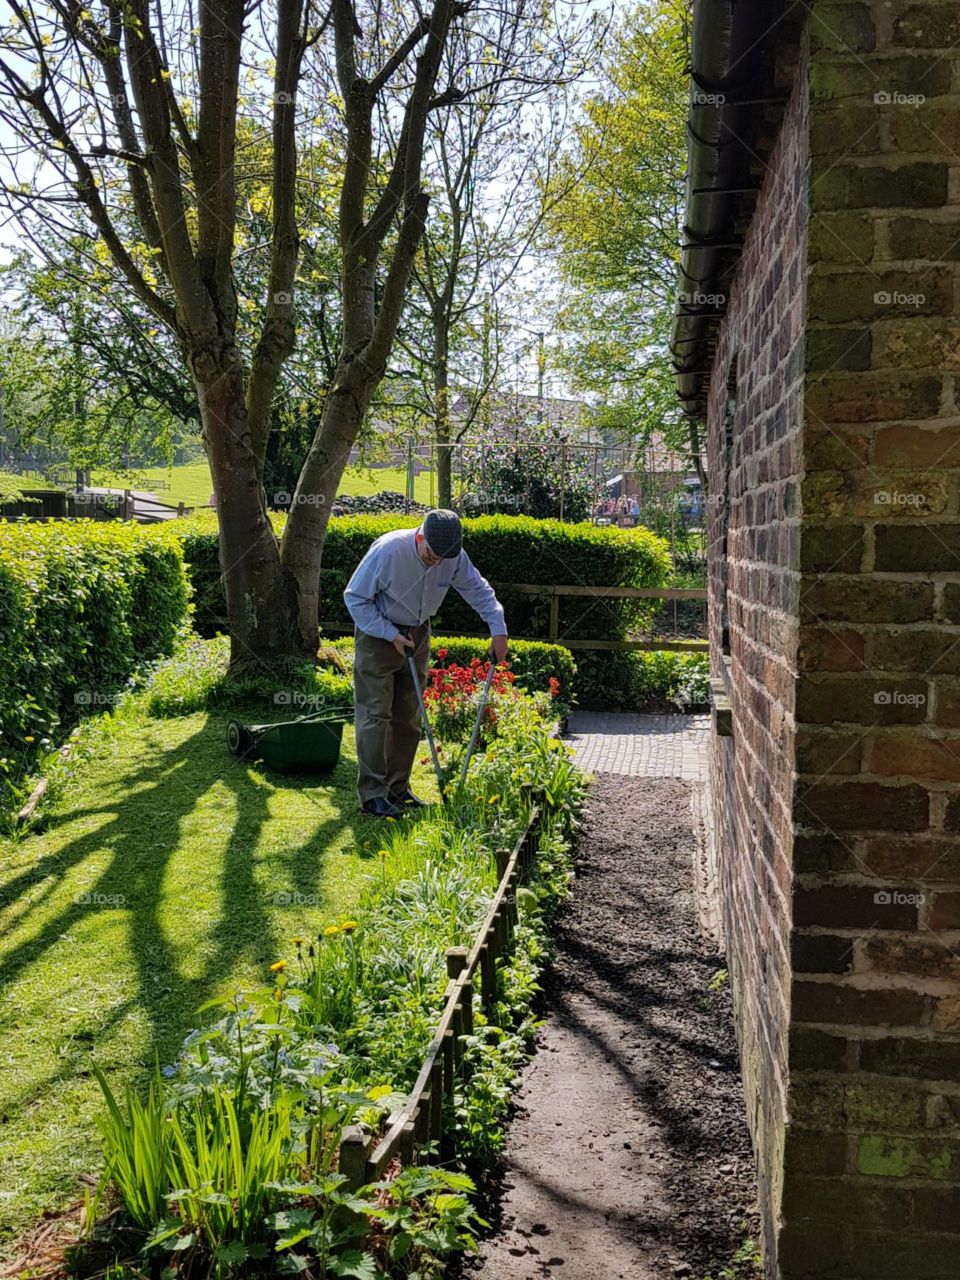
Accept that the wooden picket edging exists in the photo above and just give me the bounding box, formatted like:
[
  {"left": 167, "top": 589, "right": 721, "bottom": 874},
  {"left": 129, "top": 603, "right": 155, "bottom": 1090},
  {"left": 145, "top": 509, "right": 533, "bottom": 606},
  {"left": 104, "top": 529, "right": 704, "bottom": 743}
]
[{"left": 337, "top": 804, "right": 542, "bottom": 1188}]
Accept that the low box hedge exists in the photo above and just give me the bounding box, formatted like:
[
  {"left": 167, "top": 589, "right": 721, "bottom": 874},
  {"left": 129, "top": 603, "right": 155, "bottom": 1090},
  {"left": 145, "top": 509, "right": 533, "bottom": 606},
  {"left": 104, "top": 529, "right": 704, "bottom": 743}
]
[
  {"left": 574, "top": 649, "right": 710, "bottom": 711},
  {"left": 329, "top": 634, "right": 577, "bottom": 704},
  {"left": 180, "top": 510, "right": 672, "bottom": 643},
  {"left": 0, "top": 519, "right": 190, "bottom": 810}
]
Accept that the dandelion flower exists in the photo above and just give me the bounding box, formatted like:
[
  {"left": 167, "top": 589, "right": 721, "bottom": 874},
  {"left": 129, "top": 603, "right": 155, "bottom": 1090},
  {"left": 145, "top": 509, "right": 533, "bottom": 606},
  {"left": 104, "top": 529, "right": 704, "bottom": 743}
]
[
  {"left": 24, "top": 736, "right": 34, "bottom": 743},
  {"left": 323, "top": 924, "right": 341, "bottom": 937},
  {"left": 488, "top": 794, "right": 500, "bottom": 804},
  {"left": 290, "top": 936, "right": 305, "bottom": 947},
  {"left": 377, "top": 849, "right": 390, "bottom": 860},
  {"left": 341, "top": 920, "right": 358, "bottom": 934},
  {"left": 270, "top": 960, "right": 288, "bottom": 972}
]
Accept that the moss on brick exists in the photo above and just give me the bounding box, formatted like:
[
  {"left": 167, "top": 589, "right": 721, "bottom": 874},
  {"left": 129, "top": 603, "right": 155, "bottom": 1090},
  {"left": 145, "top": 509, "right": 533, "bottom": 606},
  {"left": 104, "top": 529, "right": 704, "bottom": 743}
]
[
  {"left": 857, "top": 1134, "right": 954, "bottom": 1180},
  {"left": 810, "top": 3, "right": 876, "bottom": 53},
  {"left": 812, "top": 163, "right": 948, "bottom": 212},
  {"left": 809, "top": 55, "right": 953, "bottom": 102},
  {"left": 893, "top": 5, "right": 960, "bottom": 48}
]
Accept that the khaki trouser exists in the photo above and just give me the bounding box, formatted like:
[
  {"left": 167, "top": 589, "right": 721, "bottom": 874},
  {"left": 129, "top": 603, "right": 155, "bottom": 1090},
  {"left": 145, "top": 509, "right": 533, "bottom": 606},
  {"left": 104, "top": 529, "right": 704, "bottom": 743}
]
[{"left": 353, "top": 622, "right": 430, "bottom": 802}]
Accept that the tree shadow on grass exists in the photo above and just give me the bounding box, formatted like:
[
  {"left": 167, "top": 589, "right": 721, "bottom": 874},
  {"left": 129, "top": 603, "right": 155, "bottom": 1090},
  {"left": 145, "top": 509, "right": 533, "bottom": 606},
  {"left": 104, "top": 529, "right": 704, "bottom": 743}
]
[{"left": 0, "top": 710, "right": 348, "bottom": 1077}]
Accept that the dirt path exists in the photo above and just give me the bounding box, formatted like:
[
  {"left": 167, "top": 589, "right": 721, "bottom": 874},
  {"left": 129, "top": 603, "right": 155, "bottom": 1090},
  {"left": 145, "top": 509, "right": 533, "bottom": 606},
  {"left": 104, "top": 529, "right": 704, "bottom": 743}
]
[{"left": 467, "top": 775, "right": 759, "bottom": 1280}]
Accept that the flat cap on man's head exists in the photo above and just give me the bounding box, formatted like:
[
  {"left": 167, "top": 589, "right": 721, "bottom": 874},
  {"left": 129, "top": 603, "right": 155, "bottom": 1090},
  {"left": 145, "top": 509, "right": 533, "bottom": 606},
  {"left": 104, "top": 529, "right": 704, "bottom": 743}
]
[{"left": 422, "top": 509, "right": 462, "bottom": 559}]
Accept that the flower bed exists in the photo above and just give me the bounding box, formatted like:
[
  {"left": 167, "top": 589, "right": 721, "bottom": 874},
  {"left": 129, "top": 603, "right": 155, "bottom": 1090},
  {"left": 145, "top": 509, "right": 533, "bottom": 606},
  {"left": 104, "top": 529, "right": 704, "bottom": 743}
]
[{"left": 81, "top": 680, "right": 585, "bottom": 1278}]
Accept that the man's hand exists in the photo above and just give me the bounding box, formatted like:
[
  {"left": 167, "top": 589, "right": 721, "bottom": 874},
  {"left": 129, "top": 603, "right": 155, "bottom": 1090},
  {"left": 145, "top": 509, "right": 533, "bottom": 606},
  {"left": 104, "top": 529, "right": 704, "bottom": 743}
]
[
  {"left": 392, "top": 633, "right": 415, "bottom": 659},
  {"left": 491, "top": 634, "right": 508, "bottom": 664}
]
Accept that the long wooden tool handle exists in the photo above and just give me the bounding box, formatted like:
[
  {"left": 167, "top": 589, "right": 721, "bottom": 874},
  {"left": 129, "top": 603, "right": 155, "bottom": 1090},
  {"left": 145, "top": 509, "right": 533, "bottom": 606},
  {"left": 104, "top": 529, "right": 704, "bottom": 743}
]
[
  {"left": 408, "top": 651, "right": 444, "bottom": 797},
  {"left": 459, "top": 651, "right": 497, "bottom": 788}
]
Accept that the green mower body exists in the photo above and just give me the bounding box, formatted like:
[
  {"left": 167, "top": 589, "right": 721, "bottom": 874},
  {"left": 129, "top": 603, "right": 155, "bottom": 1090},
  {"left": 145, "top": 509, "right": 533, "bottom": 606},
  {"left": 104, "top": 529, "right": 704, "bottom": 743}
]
[{"left": 226, "top": 707, "right": 353, "bottom": 774}]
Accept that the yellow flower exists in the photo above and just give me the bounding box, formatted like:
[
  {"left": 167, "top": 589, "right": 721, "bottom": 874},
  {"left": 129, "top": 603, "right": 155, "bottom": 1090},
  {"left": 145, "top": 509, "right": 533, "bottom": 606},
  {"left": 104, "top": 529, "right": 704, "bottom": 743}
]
[
  {"left": 341, "top": 920, "right": 358, "bottom": 934},
  {"left": 323, "top": 924, "right": 341, "bottom": 937},
  {"left": 290, "top": 936, "right": 305, "bottom": 946},
  {"left": 270, "top": 960, "right": 287, "bottom": 972},
  {"left": 24, "top": 736, "right": 34, "bottom": 743},
  {"left": 377, "top": 849, "right": 390, "bottom": 860},
  {"left": 487, "top": 794, "right": 500, "bottom": 804}
]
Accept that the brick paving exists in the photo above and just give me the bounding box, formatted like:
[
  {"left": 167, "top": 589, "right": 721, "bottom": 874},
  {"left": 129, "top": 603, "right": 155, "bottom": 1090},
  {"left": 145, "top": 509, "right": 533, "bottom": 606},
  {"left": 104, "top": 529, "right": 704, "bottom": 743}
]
[{"left": 565, "top": 710, "right": 709, "bottom": 781}]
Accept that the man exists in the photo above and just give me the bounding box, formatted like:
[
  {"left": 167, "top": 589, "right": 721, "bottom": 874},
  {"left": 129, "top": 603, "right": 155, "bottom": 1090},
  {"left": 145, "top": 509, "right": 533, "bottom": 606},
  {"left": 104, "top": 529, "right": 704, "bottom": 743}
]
[{"left": 344, "top": 509, "right": 508, "bottom": 818}]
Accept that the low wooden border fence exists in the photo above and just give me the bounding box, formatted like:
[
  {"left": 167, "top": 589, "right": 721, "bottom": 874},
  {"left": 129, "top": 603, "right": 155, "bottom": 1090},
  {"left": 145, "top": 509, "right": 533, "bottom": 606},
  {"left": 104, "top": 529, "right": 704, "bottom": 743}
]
[{"left": 338, "top": 803, "right": 542, "bottom": 1187}]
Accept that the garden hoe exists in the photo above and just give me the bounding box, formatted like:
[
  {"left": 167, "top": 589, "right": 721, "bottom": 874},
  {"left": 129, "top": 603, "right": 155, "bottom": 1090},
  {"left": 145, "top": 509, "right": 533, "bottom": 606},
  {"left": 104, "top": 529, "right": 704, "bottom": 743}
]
[
  {"left": 458, "top": 651, "right": 497, "bottom": 788},
  {"left": 405, "top": 637, "right": 444, "bottom": 800}
]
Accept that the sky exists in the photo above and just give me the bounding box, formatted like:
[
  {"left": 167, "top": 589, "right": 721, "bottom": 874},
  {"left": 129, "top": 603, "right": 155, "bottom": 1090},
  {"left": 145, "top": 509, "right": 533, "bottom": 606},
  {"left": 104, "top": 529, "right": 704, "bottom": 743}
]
[{"left": 0, "top": 0, "right": 626, "bottom": 402}]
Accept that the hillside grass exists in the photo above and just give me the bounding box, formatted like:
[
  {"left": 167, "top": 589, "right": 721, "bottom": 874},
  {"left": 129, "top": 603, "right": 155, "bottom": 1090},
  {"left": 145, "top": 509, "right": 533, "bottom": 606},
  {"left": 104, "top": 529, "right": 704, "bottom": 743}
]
[{"left": 89, "top": 462, "right": 436, "bottom": 509}]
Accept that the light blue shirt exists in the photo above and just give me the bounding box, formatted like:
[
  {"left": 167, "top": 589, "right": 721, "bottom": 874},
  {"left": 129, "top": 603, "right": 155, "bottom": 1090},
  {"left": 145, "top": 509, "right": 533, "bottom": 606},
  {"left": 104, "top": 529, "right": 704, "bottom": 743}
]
[{"left": 344, "top": 528, "right": 507, "bottom": 642}]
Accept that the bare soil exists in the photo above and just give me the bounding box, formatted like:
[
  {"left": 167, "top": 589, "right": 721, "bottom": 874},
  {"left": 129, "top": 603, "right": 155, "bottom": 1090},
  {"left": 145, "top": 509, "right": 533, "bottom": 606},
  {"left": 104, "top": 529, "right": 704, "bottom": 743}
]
[{"left": 465, "top": 775, "right": 760, "bottom": 1280}]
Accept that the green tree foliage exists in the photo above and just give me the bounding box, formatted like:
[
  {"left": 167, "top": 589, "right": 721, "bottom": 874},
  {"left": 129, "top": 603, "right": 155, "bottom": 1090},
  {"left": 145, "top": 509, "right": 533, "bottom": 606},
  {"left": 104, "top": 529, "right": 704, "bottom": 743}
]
[{"left": 545, "top": 2, "right": 701, "bottom": 473}]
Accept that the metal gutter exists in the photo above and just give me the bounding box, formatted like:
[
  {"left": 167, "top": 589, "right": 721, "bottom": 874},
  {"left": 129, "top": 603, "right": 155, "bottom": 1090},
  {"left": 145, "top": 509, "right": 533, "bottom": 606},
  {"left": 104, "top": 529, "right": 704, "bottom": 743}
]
[{"left": 671, "top": 0, "right": 784, "bottom": 418}]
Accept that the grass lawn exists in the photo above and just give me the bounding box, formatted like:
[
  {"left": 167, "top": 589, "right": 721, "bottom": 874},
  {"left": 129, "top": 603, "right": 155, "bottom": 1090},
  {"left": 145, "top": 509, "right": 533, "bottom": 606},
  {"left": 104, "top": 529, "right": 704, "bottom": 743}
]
[
  {"left": 90, "top": 462, "right": 436, "bottom": 509},
  {"left": 0, "top": 703, "right": 438, "bottom": 1244}
]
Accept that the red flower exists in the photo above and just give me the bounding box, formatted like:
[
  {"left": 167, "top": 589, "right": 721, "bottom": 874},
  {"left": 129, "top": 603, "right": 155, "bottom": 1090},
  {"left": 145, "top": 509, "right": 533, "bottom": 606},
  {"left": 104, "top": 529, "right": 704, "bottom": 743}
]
[
  {"left": 548, "top": 676, "right": 561, "bottom": 698},
  {"left": 437, "top": 647, "right": 448, "bottom": 659}
]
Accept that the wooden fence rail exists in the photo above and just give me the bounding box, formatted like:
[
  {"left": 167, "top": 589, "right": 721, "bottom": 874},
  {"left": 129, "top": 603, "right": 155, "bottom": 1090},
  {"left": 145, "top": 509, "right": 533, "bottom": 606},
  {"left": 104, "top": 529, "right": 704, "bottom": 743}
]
[
  {"left": 338, "top": 804, "right": 541, "bottom": 1188},
  {"left": 192, "top": 567, "right": 709, "bottom": 652},
  {"left": 317, "top": 579, "right": 709, "bottom": 654}
]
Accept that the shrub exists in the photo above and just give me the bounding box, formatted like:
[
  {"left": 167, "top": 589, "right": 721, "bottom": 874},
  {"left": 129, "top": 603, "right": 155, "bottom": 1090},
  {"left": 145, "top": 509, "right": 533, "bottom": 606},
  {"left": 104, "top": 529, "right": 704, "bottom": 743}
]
[
  {"left": 178, "top": 510, "right": 671, "bottom": 642},
  {"left": 0, "top": 519, "right": 189, "bottom": 811},
  {"left": 574, "top": 649, "right": 710, "bottom": 710}
]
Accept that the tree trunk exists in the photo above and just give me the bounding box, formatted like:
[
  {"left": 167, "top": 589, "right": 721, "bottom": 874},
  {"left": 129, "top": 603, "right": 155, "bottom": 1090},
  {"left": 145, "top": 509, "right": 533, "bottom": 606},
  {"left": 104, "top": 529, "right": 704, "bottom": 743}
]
[
  {"left": 280, "top": 359, "right": 373, "bottom": 650},
  {"left": 434, "top": 319, "right": 452, "bottom": 507},
  {"left": 199, "top": 364, "right": 305, "bottom": 671}
]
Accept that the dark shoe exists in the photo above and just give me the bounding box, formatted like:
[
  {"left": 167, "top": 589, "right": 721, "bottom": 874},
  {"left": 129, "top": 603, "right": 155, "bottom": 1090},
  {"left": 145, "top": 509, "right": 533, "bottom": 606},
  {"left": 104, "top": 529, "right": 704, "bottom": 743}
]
[
  {"left": 389, "top": 788, "right": 428, "bottom": 808},
  {"left": 361, "top": 796, "right": 403, "bottom": 819}
]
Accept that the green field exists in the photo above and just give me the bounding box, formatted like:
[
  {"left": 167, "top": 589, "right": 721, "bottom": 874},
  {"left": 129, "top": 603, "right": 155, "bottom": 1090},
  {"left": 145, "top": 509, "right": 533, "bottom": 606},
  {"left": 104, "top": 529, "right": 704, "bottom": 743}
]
[
  {"left": 90, "top": 462, "right": 435, "bottom": 509},
  {"left": 0, "top": 703, "right": 437, "bottom": 1240}
]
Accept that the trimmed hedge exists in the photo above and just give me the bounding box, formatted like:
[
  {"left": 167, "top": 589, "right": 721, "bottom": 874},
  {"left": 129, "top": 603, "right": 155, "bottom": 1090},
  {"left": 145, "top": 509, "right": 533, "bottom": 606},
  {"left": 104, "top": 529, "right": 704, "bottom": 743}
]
[
  {"left": 575, "top": 649, "right": 710, "bottom": 711},
  {"left": 180, "top": 510, "right": 672, "bottom": 642},
  {"left": 330, "top": 634, "right": 577, "bottom": 704},
  {"left": 0, "top": 519, "right": 190, "bottom": 810}
]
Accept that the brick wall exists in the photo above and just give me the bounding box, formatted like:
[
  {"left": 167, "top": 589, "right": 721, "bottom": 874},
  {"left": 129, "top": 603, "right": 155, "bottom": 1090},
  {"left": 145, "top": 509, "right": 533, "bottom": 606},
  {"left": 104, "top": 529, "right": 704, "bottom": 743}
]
[
  {"left": 704, "top": 60, "right": 809, "bottom": 1266},
  {"left": 780, "top": 2, "right": 960, "bottom": 1276}
]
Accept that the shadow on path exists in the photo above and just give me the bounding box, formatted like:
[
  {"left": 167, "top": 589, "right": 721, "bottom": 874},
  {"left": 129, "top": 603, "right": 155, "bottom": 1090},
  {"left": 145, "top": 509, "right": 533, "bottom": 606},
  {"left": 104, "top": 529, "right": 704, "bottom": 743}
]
[{"left": 467, "top": 774, "right": 758, "bottom": 1280}]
